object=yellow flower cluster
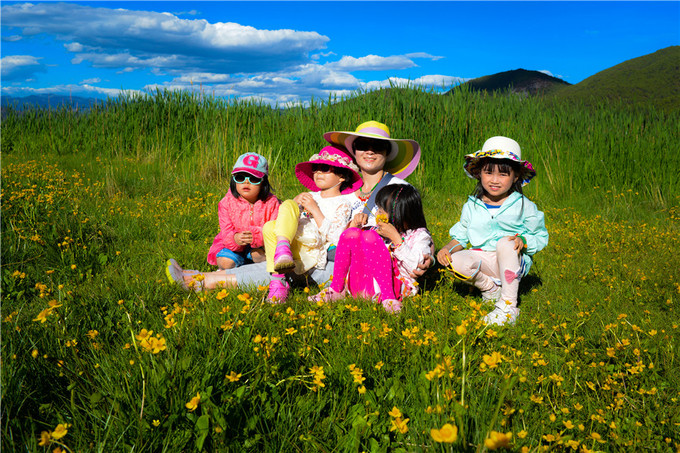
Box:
[348,364,367,394]
[309,366,326,392]
[388,406,409,434]
[135,329,167,354]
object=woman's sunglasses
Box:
[353,138,389,153]
[232,173,263,185]
[312,164,334,173]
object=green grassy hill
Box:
[551,46,680,111]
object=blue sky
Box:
[2,1,678,105]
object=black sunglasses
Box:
[232,173,263,185]
[312,164,334,173]
[353,138,389,153]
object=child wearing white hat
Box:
[436,136,549,326]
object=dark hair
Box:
[332,166,356,193]
[471,158,524,199]
[375,184,427,233]
[229,174,272,202]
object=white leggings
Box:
[450,237,524,307]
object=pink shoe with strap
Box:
[273,243,295,273]
[308,287,346,303]
[267,279,290,304]
[382,299,402,314]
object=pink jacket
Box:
[207,192,280,265]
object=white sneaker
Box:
[481,285,502,303]
[483,305,520,326]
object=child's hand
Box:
[376,221,401,244]
[234,231,253,246]
[295,193,318,212]
[350,213,368,228]
[436,248,452,267]
[507,235,525,255]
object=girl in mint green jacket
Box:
[437,136,548,326]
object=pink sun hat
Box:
[323,120,421,179]
[295,146,363,194]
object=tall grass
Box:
[3,87,677,211]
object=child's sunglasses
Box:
[232,173,263,185]
[312,163,334,173]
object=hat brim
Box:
[324,131,421,179]
[295,160,363,195]
[463,153,536,186]
[232,166,266,178]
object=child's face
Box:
[313,164,345,191]
[480,165,518,203]
[233,173,262,203]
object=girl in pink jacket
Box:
[207,152,280,269]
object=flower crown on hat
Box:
[308,148,360,173]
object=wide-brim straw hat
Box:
[295,146,363,194]
[323,121,421,179]
[463,136,536,186]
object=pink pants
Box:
[450,237,522,307]
[331,228,402,301]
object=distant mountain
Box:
[550,46,679,111]
[448,69,571,97]
[1,94,103,110]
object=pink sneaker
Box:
[382,299,402,314]
[267,279,290,304]
[308,287,346,303]
[273,245,295,273]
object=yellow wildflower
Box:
[431,423,458,443]
[226,371,242,382]
[388,406,402,418]
[185,392,201,411]
[51,423,69,440]
[38,431,52,446]
[485,431,512,450]
[33,308,52,323]
[390,417,409,434]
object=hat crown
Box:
[480,136,522,161]
[232,152,268,177]
[355,121,391,139]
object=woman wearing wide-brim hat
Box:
[324,120,433,274]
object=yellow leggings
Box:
[263,200,302,273]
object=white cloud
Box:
[404,52,444,61]
[1,2,329,75]
[80,78,102,84]
[330,55,416,72]
[2,35,22,42]
[1,55,46,80]
[538,69,565,80]
[1,83,139,98]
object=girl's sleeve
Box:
[319,201,351,245]
[392,228,434,274]
[250,196,280,249]
[218,198,243,252]
[522,202,549,255]
[448,202,471,248]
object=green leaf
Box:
[195,414,210,450]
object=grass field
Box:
[2,88,679,452]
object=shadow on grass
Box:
[420,264,544,302]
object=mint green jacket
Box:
[448,192,549,274]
